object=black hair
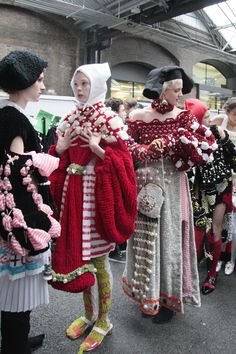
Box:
[105,97,123,113]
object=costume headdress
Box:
[143,65,194,99]
[70,62,111,106]
[0,50,47,92]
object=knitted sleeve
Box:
[169,112,217,171]
[95,140,137,243]
[48,144,70,219]
[127,120,163,161]
[21,151,59,177]
[0,106,41,157]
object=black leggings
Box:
[1,310,31,354]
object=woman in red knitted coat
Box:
[49,62,137,353]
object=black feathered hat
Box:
[143,65,194,99]
[0,50,47,93]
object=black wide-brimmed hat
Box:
[143,65,194,99]
[0,50,47,92]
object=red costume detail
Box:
[127,111,216,170]
[49,136,137,293]
[151,99,174,114]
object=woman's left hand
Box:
[79,128,105,159]
[217,126,226,140]
[80,128,102,148]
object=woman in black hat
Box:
[0,51,61,354]
[122,65,217,323]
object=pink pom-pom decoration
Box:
[48,216,61,238]
[3,179,12,191]
[20,167,28,176]
[32,192,43,205]
[1,240,15,254]
[25,159,33,167]
[5,193,16,209]
[2,214,13,232]
[22,176,32,185]
[27,228,50,251]
[0,194,5,211]
[12,208,25,228]
[4,164,11,176]
[10,235,28,256]
[40,204,53,215]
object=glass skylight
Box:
[204,0,236,51]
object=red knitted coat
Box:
[49,139,137,293]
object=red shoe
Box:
[201,275,216,295]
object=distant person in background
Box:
[105,97,126,122]
[211,97,236,276]
[124,97,138,119]
[124,97,137,112]
[184,98,236,294]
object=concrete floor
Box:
[30,261,236,354]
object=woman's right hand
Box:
[55,127,78,156]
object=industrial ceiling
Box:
[1,0,235,63]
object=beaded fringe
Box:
[131,213,158,301]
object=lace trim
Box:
[51,264,97,283]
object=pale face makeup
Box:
[72,71,91,103]
[162,79,183,106]
[22,72,46,102]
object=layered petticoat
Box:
[122,159,201,315]
[0,248,50,312]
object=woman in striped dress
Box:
[49,63,137,353]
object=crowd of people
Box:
[0,50,236,354]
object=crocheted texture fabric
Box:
[151,99,174,114]
[49,105,137,293]
[0,152,60,257]
[0,105,60,282]
[127,110,217,170]
[57,101,129,143]
[95,143,137,244]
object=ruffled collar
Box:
[58,101,129,143]
[151,99,174,114]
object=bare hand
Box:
[56,127,78,156]
[79,128,102,150]
[79,128,105,159]
[217,126,226,140]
